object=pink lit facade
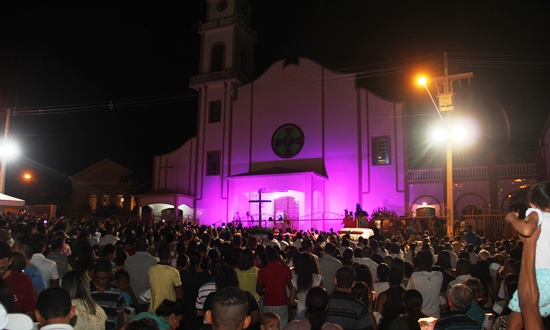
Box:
[136,0,406,230]
[136,0,547,230]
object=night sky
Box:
[1,1,550,200]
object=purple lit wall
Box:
[150,58,407,232]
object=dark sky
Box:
[1,1,550,198]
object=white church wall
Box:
[249,60,325,163]
[153,137,198,195]
[360,91,406,216]
[230,85,253,175]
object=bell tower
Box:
[190,0,255,89]
[189,0,256,219]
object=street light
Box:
[418,76,455,236]
[23,173,43,190]
[416,54,473,237]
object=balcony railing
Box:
[198,17,256,36]
[190,70,250,86]
[408,163,537,182]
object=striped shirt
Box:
[90,282,127,330]
[327,290,374,330]
[434,311,480,330]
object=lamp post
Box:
[24,173,43,190]
[417,53,474,237]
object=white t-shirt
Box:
[31,253,60,288]
[407,270,443,318]
[529,208,550,269]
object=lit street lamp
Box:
[24,173,43,190]
[416,53,474,236]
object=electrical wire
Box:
[3,52,549,117]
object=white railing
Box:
[409,163,537,182]
[497,163,537,177]
[408,168,442,181]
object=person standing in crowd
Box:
[182,250,212,330]
[148,243,183,313]
[434,284,479,330]
[98,223,120,246]
[257,247,292,329]
[376,268,406,330]
[124,236,158,313]
[206,287,251,330]
[62,270,107,330]
[11,236,46,298]
[446,258,473,296]
[35,287,76,330]
[373,263,390,299]
[317,242,342,294]
[406,250,443,319]
[90,258,127,330]
[203,263,260,330]
[47,235,70,280]
[463,224,481,246]
[462,278,486,327]
[30,233,60,288]
[357,246,379,284]
[506,182,550,330]
[262,231,280,250]
[388,289,427,330]
[236,248,261,303]
[288,252,324,320]
[0,242,36,319]
[326,265,374,330]
[284,286,343,330]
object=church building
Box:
[136,0,408,230]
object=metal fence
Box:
[145,213,516,243]
[248,215,516,243]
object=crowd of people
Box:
[0,181,548,330]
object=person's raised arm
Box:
[507,223,543,330]
[506,211,538,237]
[519,224,543,330]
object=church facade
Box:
[136,0,407,230]
[135,0,545,231]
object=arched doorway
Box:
[274,196,299,231]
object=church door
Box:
[274,196,299,231]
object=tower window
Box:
[372,137,391,165]
[207,151,221,176]
[209,101,222,123]
[240,45,250,77]
[211,44,224,72]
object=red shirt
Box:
[257,261,291,306]
[5,271,36,314]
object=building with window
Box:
[68,159,135,218]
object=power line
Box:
[4,53,550,117]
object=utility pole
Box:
[0,108,12,194]
[422,53,473,237]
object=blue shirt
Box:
[24,264,46,294]
[463,231,480,246]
